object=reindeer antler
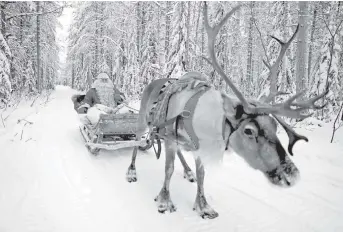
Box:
[263,25,299,77]
[203,2,256,114]
[203,2,329,119]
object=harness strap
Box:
[181,89,208,150]
[224,118,235,150]
[155,88,209,150]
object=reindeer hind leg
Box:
[126,124,147,183]
[126,146,139,182]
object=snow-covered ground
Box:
[0,86,342,232]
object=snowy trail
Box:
[1,86,343,232]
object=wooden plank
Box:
[97,113,140,134]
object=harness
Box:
[148,79,270,155]
[154,87,210,151]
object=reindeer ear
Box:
[235,104,245,119]
[221,92,243,119]
[273,115,308,156]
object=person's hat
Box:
[96,72,110,80]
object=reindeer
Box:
[126,2,328,219]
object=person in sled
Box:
[77,72,129,125]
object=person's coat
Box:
[77,73,124,113]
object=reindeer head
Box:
[203,2,328,187]
[221,96,306,187]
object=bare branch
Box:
[334,19,343,36]
[4,99,21,121]
[322,17,334,37]
[270,35,285,45]
[330,102,343,143]
[30,95,40,107]
[253,18,271,67]
[17,119,33,125]
[201,56,213,66]
[0,113,5,128]
[263,59,271,70]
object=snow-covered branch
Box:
[6,5,65,21]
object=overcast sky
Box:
[57,5,74,66]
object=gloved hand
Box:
[77,107,88,114]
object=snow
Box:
[1,85,343,232]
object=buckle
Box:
[181,110,191,118]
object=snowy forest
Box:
[1,2,343,231]
[1,1,343,120]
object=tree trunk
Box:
[194,2,201,70]
[71,60,75,89]
[307,5,317,85]
[140,3,146,68]
[164,1,171,63]
[136,2,141,64]
[156,4,161,67]
[185,1,191,71]
[200,3,205,69]
[246,2,254,95]
[94,2,99,76]
[99,2,104,71]
[282,1,289,91]
[1,3,5,37]
[36,1,41,93]
[19,13,23,45]
[87,69,92,87]
[296,1,308,100]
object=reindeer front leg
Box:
[176,149,196,183]
[193,157,218,219]
[154,140,177,213]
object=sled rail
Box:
[86,140,148,151]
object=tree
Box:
[295,1,309,100]
[0,31,11,102]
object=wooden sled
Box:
[79,112,154,155]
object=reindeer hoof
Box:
[126,167,137,183]
[200,210,219,219]
[184,170,196,183]
[193,206,218,219]
[193,195,218,219]
[157,201,176,214]
[154,190,176,213]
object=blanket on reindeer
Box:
[148,72,211,128]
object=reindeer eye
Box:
[243,124,257,138]
[244,128,253,135]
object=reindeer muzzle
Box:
[265,155,300,187]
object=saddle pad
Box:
[149,73,211,127]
